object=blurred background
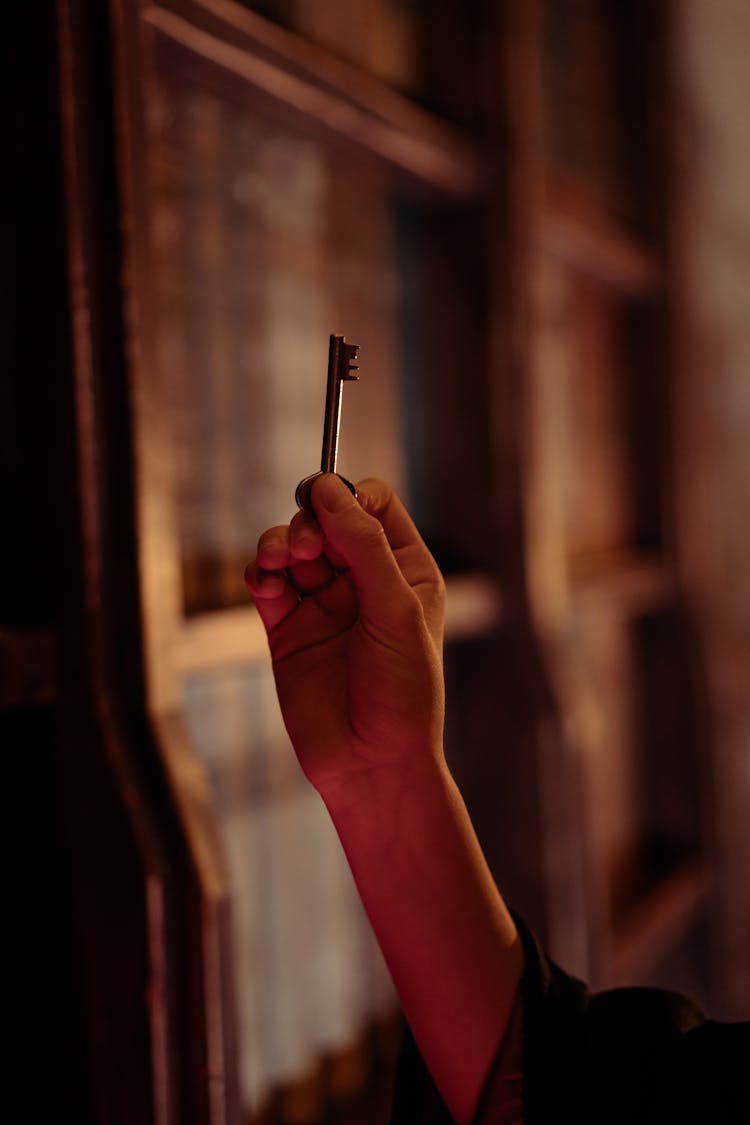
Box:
[3,1,750,1122]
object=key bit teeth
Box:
[344,346,360,379]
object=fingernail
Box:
[316,473,354,513]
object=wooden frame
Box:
[66,1,719,1117]
[110,0,513,683]
[143,0,483,196]
[514,0,712,992]
[105,2,509,1120]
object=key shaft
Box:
[321,334,359,473]
[295,334,360,512]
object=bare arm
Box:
[245,473,523,1123]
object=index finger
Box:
[353,477,445,648]
[355,477,427,553]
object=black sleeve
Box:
[389,912,750,1124]
[389,1020,454,1125]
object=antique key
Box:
[295,334,360,511]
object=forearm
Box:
[321,753,523,1124]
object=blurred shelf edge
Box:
[567,549,674,615]
[0,628,58,709]
[443,573,503,642]
[608,859,709,987]
[175,604,268,673]
[537,177,662,295]
[143,0,484,198]
[174,572,503,674]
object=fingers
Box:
[254,479,423,579]
[257,513,324,566]
[289,512,325,561]
[309,474,419,629]
[247,476,444,645]
[256,517,333,591]
[247,514,333,629]
[354,477,445,646]
[244,560,299,633]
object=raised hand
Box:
[244,473,446,799]
[245,473,522,1124]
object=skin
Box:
[245,473,523,1123]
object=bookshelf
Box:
[519,0,709,992]
[104,0,713,1119]
[110,1,508,1120]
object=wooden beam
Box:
[143,0,484,197]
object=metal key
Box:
[295,334,360,511]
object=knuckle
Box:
[290,510,319,536]
[257,525,287,554]
[356,476,389,499]
[347,509,388,551]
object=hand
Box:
[244,474,446,799]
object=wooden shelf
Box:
[444,574,503,641]
[144,0,483,197]
[173,572,502,674]
[175,604,267,673]
[537,178,662,295]
[609,860,709,986]
[567,549,673,615]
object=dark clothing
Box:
[390,915,750,1124]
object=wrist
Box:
[318,753,470,886]
[318,746,451,829]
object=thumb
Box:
[311,474,416,626]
